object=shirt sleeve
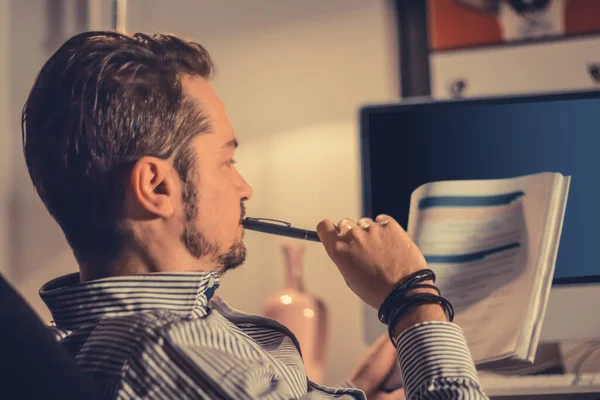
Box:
[394,321,489,400]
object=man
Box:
[22,31,488,399]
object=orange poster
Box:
[428,0,600,51]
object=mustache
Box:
[239,201,247,224]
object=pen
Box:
[242,217,321,242]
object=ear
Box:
[129,157,176,218]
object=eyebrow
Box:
[222,139,239,149]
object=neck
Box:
[78,243,218,282]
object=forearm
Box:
[393,306,489,400]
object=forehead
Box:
[181,75,236,146]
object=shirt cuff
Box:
[394,321,482,398]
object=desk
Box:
[479,373,600,399]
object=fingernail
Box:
[337,225,352,235]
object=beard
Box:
[180,179,247,274]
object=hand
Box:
[348,334,405,400]
[316,215,428,309]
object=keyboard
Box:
[479,373,600,396]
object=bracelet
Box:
[380,283,441,318]
[387,293,455,341]
[391,292,454,323]
[378,269,436,324]
[411,283,441,296]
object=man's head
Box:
[22,31,253,278]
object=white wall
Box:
[5,0,115,321]
[430,36,600,99]
[0,0,13,278]
[127,0,399,385]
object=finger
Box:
[375,214,403,230]
[357,217,375,230]
[336,217,359,237]
[375,214,392,225]
[316,219,338,247]
[317,219,351,263]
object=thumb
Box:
[316,219,338,251]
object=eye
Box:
[226,159,237,166]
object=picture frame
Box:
[429,0,600,52]
[391,0,600,97]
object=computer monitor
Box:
[360,90,600,344]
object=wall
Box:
[0,0,13,278]
[5,0,115,322]
[7,0,74,318]
[4,0,399,386]
[430,37,600,99]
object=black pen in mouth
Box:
[241,217,320,242]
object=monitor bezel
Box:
[359,89,600,287]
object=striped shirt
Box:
[40,271,488,399]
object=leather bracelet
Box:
[386,293,455,341]
[411,283,441,296]
[378,269,436,324]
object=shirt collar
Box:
[40,271,220,331]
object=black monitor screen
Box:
[360,91,600,284]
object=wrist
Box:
[377,270,454,340]
[391,303,448,339]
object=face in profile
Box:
[177,76,253,273]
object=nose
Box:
[239,176,253,200]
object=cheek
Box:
[192,164,241,215]
[194,180,240,229]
